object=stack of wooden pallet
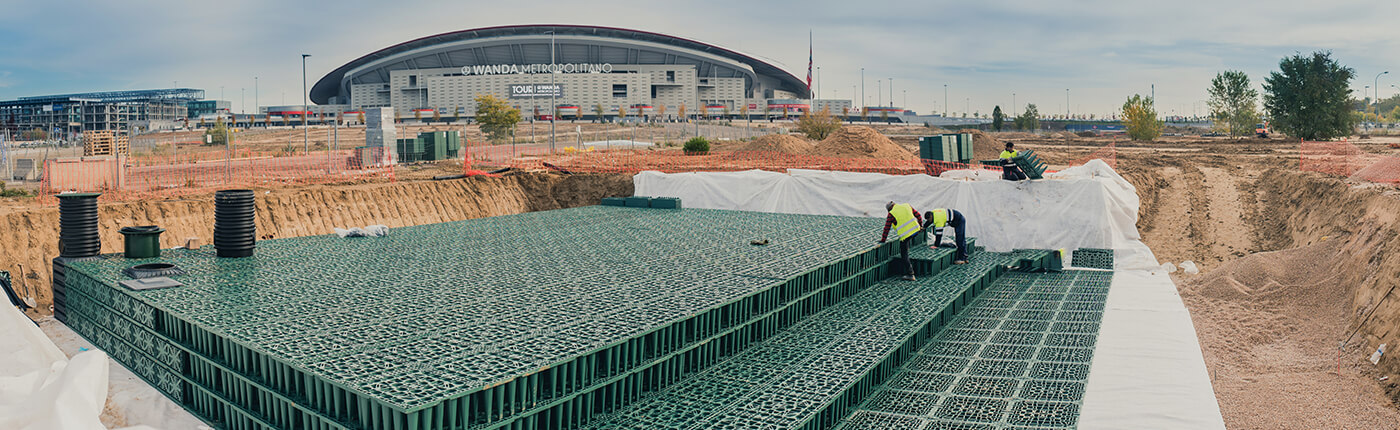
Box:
[83,131,129,156]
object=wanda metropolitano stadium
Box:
[310,24,820,119]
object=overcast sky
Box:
[1,0,1396,117]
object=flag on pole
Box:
[806,31,813,92]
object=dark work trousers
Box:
[898,235,916,276]
[933,210,970,261]
[1002,162,1028,181]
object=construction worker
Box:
[925,209,969,264]
[1000,142,1028,181]
[879,201,923,281]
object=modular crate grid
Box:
[583,248,1042,429]
[836,269,1113,429]
[55,206,921,430]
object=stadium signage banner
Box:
[509,84,564,98]
[464,63,612,76]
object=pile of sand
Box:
[730,134,815,155]
[813,126,916,160]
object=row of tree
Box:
[1193,51,1357,141]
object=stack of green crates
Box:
[396,131,461,162]
[395,137,424,163]
[917,133,974,164]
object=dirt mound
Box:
[813,126,916,160]
[730,134,815,154]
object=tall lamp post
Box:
[1066,89,1070,119]
[887,78,893,108]
[546,30,556,152]
[301,54,311,153]
[860,68,865,116]
[1375,71,1390,110]
[943,84,948,118]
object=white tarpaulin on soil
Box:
[633,160,1156,270]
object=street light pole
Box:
[943,84,948,118]
[887,78,893,108]
[302,54,311,153]
[1066,89,1070,119]
[548,30,556,152]
[254,76,259,120]
[1376,71,1390,110]
[860,68,865,115]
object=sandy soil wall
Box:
[3,173,633,312]
[1255,169,1400,403]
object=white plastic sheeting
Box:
[633,160,1157,269]
[1,305,106,430]
[1080,270,1227,429]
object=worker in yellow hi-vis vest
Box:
[924,208,969,264]
[880,201,924,281]
[1000,142,1028,181]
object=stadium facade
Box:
[310,25,814,119]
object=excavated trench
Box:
[4,173,634,314]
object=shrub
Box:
[683,136,710,154]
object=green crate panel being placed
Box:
[581,249,1041,430]
[834,270,1112,429]
[58,206,911,430]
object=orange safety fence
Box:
[1300,139,1400,184]
[39,148,395,202]
[1066,140,1117,169]
[506,150,1005,176]
[1300,139,1376,176]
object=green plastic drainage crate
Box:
[649,197,681,209]
[53,206,908,430]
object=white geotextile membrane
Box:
[634,161,1226,428]
[634,159,1157,270]
[1080,270,1227,429]
[1,304,107,430]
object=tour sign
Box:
[509,84,564,98]
[463,63,612,76]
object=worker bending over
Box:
[880,201,923,281]
[1000,142,1028,181]
[925,208,969,264]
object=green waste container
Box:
[120,226,165,259]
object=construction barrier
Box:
[1068,141,1117,169]
[507,150,1005,176]
[40,149,394,201]
[1300,139,1400,184]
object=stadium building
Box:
[310,25,813,119]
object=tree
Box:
[1207,70,1261,138]
[357,112,366,124]
[678,103,687,121]
[881,110,890,123]
[1391,106,1400,124]
[431,109,442,123]
[860,107,869,122]
[1263,51,1356,140]
[413,109,423,122]
[722,106,731,120]
[618,105,629,121]
[1014,104,1040,131]
[657,104,668,121]
[797,106,842,140]
[592,103,605,123]
[206,117,230,145]
[991,106,1004,131]
[1121,94,1163,141]
[739,104,748,120]
[475,94,521,144]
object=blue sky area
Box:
[0,0,1395,117]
